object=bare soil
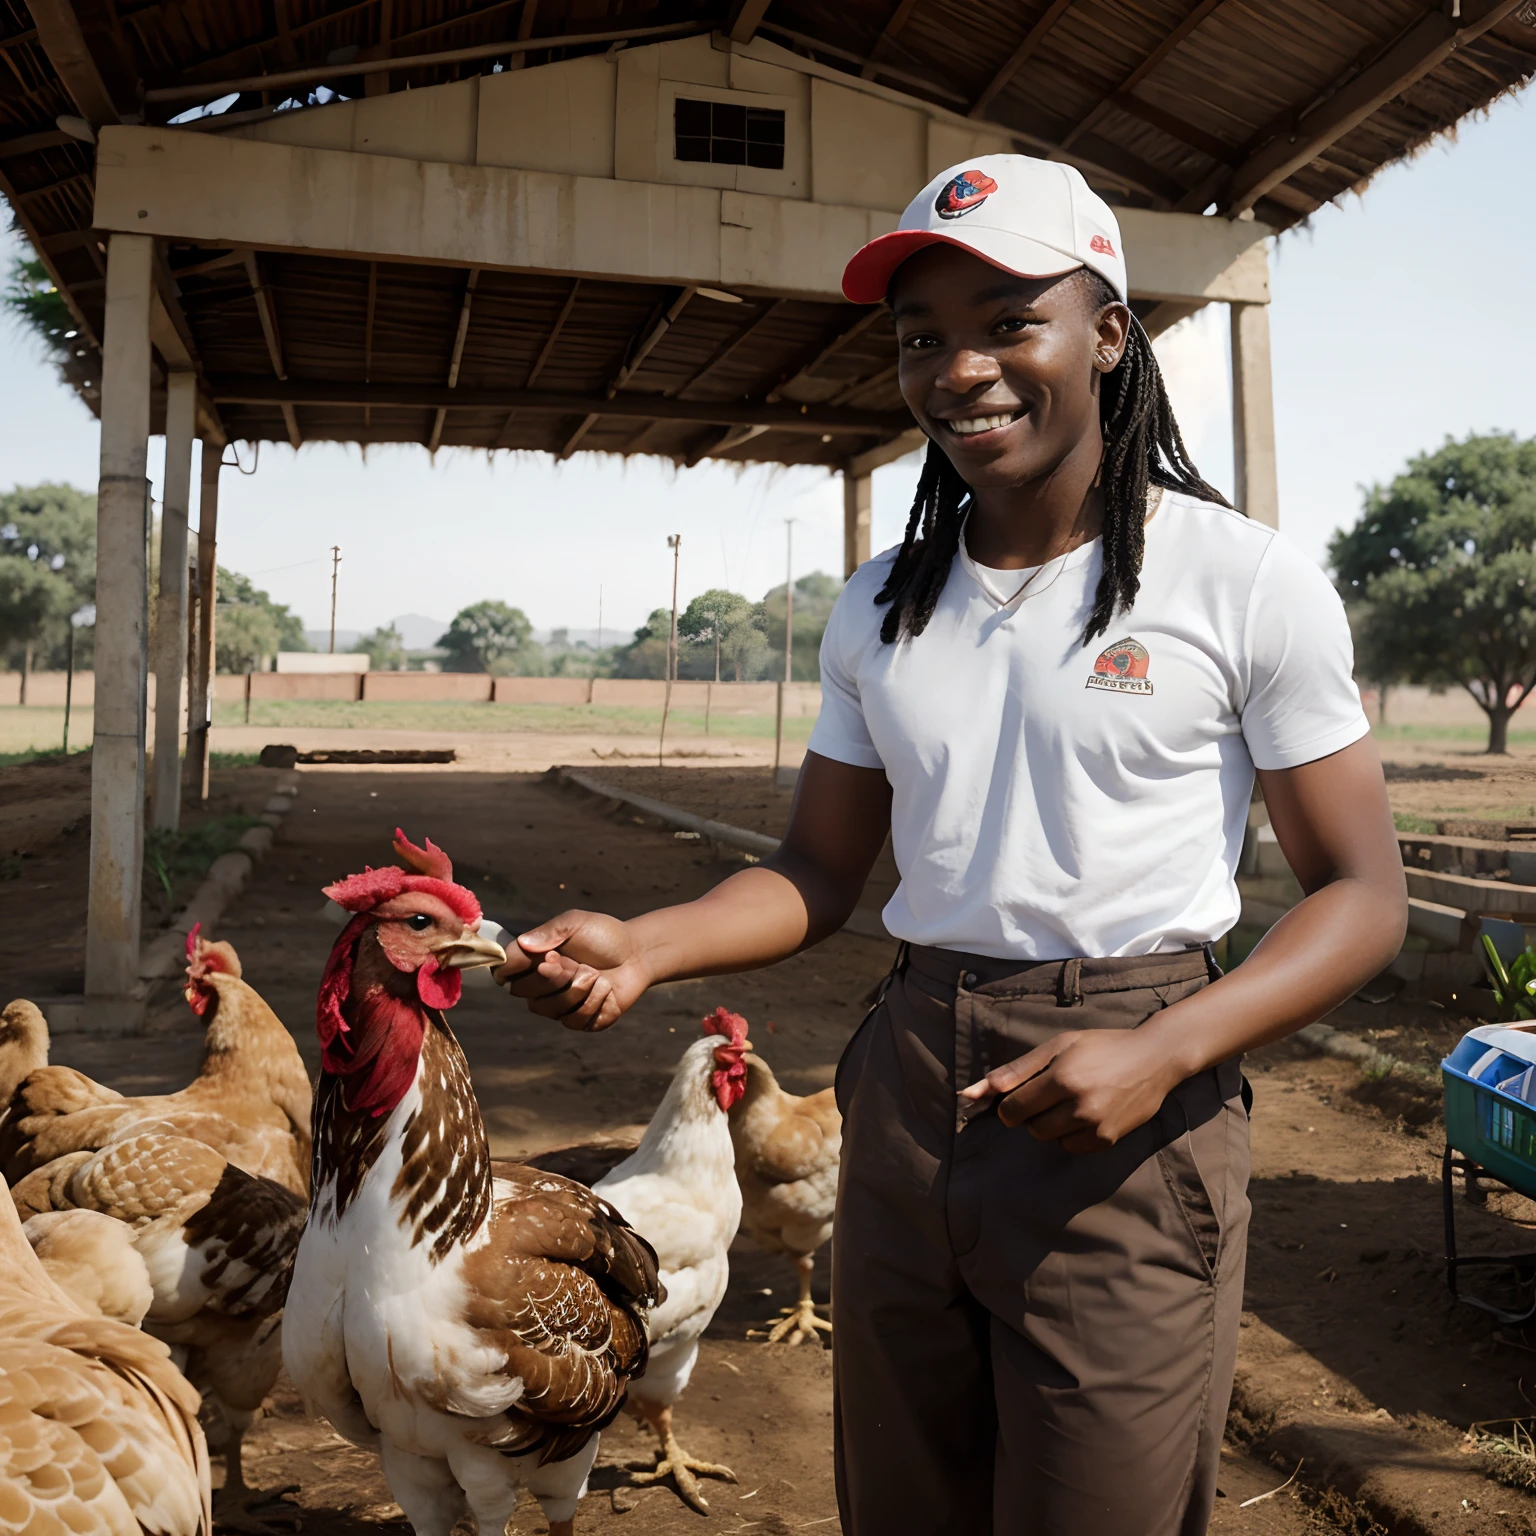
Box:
[11,754,1536,1531]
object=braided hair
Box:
[874,271,1230,646]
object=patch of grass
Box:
[1374,722,1536,747]
[211,698,817,741]
[209,751,262,768]
[0,707,93,757]
[143,814,262,920]
[0,743,92,769]
[1392,812,1438,833]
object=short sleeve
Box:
[807,579,886,771]
[1240,535,1370,771]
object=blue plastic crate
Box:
[1442,1024,1536,1199]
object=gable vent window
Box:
[674,98,785,169]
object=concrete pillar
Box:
[1230,301,1279,529]
[185,439,221,802]
[151,371,196,832]
[843,468,872,579]
[86,232,154,1003]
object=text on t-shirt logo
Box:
[1085,637,1153,696]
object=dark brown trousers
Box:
[832,945,1250,1536]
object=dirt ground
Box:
[12,740,1536,1531]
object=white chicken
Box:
[283,831,661,1536]
[593,1007,749,1512]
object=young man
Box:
[496,156,1407,1534]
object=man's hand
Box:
[960,1028,1181,1153]
[492,910,649,1032]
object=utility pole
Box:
[783,518,796,683]
[597,584,604,654]
[328,544,342,653]
[658,534,681,769]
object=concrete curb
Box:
[43,773,301,1035]
[1292,1019,1440,1084]
[550,766,892,943]
[1229,1316,1536,1534]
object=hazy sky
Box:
[1,87,1529,638]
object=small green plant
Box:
[141,816,261,919]
[1479,935,1536,1020]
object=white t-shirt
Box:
[808,492,1369,960]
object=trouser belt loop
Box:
[1202,941,1224,981]
[1058,956,1083,1007]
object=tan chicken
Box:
[10,1123,307,1530]
[727,1045,841,1346]
[0,1179,212,1536]
[23,1207,155,1325]
[0,929,312,1197]
[284,830,661,1536]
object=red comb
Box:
[185,923,201,962]
[702,1006,749,1049]
[392,828,453,881]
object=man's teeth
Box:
[948,413,1017,436]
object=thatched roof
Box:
[3,0,1532,465]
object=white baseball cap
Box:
[841,153,1127,306]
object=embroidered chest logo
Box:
[1085,637,1153,696]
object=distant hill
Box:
[303,628,361,651]
[391,613,453,650]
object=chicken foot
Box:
[756,1254,832,1346]
[625,1401,736,1513]
[213,1432,302,1535]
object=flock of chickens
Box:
[0,829,843,1536]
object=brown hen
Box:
[0,930,312,1197]
[0,1178,212,1536]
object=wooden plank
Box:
[23,0,121,128]
[968,0,1075,119]
[860,0,923,79]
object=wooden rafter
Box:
[495,276,579,447]
[1221,0,1529,214]
[1059,0,1229,151]
[243,251,300,448]
[671,300,786,400]
[365,0,392,97]
[684,423,769,468]
[609,286,697,397]
[428,266,478,452]
[727,0,774,44]
[363,260,377,428]
[860,0,923,79]
[829,361,899,409]
[968,0,1075,119]
[23,0,122,128]
[208,376,910,435]
[765,309,886,405]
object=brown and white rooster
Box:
[283,830,661,1536]
[0,1180,212,1536]
[0,930,311,1198]
[9,1122,307,1529]
[728,1045,840,1345]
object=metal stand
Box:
[1442,1146,1536,1323]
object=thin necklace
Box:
[973,449,1103,608]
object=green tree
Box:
[1330,432,1536,754]
[5,255,98,397]
[759,571,842,682]
[353,623,406,671]
[613,608,672,680]
[0,483,97,673]
[678,588,755,681]
[214,566,310,673]
[437,600,533,674]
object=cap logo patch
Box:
[1085,637,1152,696]
[1089,234,1117,257]
[935,169,998,221]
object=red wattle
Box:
[417,957,462,1011]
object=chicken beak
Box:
[430,927,508,971]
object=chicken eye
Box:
[406,913,432,931]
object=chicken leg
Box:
[626,1401,736,1513]
[761,1254,832,1345]
[211,1416,301,1534]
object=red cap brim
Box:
[841,230,959,305]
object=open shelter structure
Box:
[2,0,1532,1021]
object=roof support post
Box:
[185,440,221,803]
[151,370,196,832]
[843,465,873,579]
[1231,300,1278,529]
[86,231,153,1016]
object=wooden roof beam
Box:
[1221,0,1529,215]
[609,286,696,397]
[968,0,1075,119]
[429,266,478,452]
[1060,0,1229,151]
[765,309,886,405]
[495,277,579,448]
[207,376,911,435]
[672,299,786,399]
[860,0,923,80]
[24,0,122,129]
[243,251,300,449]
[727,0,774,45]
[684,423,769,468]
